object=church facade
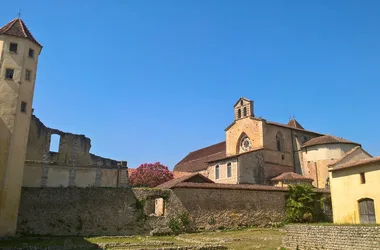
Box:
[174,97,363,189]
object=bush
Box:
[129,162,173,187]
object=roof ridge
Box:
[1,18,17,33]
[18,18,27,37]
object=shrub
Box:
[129,162,173,187]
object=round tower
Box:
[0,18,42,236]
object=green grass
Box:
[0,228,285,249]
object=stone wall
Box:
[172,186,287,230]
[282,224,380,250]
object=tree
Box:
[129,162,173,187]
[285,184,328,223]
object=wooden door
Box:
[359,198,376,224]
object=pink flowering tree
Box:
[129,162,173,187]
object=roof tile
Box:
[0,18,42,47]
[302,135,360,148]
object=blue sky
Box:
[2,1,380,169]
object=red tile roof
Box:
[329,157,380,172]
[286,119,304,129]
[156,173,214,189]
[0,18,42,47]
[329,146,372,166]
[206,147,265,163]
[265,120,322,135]
[302,135,360,148]
[173,141,226,172]
[271,172,313,181]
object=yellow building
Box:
[0,18,42,236]
[329,147,379,224]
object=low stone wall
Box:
[282,224,380,250]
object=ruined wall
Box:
[282,224,380,250]
[23,116,127,187]
[22,163,129,187]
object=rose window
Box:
[240,137,252,152]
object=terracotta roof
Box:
[0,18,42,47]
[265,121,322,135]
[173,141,226,172]
[329,157,380,172]
[286,119,304,129]
[329,146,372,166]
[174,182,289,191]
[206,147,265,164]
[302,135,360,148]
[271,172,313,182]
[156,173,214,189]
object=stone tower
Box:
[0,18,42,236]
[233,97,254,120]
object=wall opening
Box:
[358,198,376,224]
[50,134,61,152]
[155,198,165,216]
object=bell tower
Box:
[233,97,254,120]
[0,18,42,236]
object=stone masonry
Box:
[282,224,380,250]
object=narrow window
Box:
[29,48,35,58]
[360,173,366,184]
[276,135,281,151]
[215,165,220,179]
[243,107,247,117]
[20,102,27,113]
[25,70,31,81]
[227,163,232,178]
[5,69,14,79]
[359,198,376,224]
[9,43,18,53]
[155,198,165,216]
[49,134,61,152]
[240,100,243,105]
[238,109,241,119]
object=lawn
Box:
[0,228,285,249]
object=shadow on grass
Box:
[0,236,101,249]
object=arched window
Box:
[240,100,243,105]
[215,165,220,179]
[227,163,232,178]
[276,132,284,152]
[243,107,247,117]
[238,109,241,118]
[358,198,376,224]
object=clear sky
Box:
[2,1,380,170]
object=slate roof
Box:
[156,173,214,189]
[329,157,380,172]
[173,141,226,172]
[0,18,42,47]
[271,172,313,182]
[302,135,360,148]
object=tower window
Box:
[5,69,15,79]
[9,43,18,53]
[25,70,31,81]
[243,107,247,117]
[20,102,27,113]
[29,49,35,58]
[240,100,243,105]
[215,165,220,179]
[238,109,241,118]
[360,173,366,184]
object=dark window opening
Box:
[243,107,247,117]
[9,43,18,53]
[29,48,35,58]
[359,198,376,224]
[50,134,61,153]
[360,173,366,184]
[227,163,232,178]
[276,132,284,152]
[240,100,243,105]
[5,69,14,79]
[215,165,220,179]
[281,154,285,160]
[20,102,27,113]
[238,109,241,119]
[25,70,31,81]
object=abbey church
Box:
[174,97,369,189]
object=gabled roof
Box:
[329,157,380,172]
[329,146,372,167]
[302,135,360,148]
[265,121,322,135]
[287,119,304,129]
[173,141,226,172]
[233,97,252,107]
[0,18,42,47]
[156,173,214,189]
[271,172,313,182]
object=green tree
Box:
[285,184,328,223]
